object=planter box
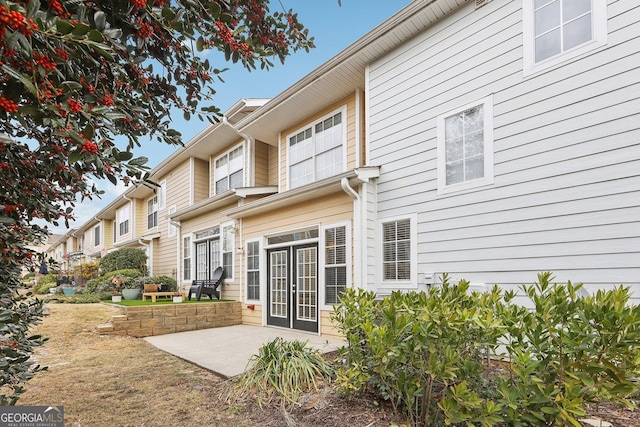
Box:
[61,287,74,295]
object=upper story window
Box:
[215,145,244,194]
[93,224,101,247]
[147,195,158,229]
[523,0,607,74]
[437,96,494,194]
[288,108,346,189]
[117,205,129,237]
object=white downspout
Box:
[138,237,151,276]
[341,177,362,289]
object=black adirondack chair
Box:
[188,267,225,301]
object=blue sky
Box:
[55,0,413,234]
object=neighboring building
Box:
[65,0,640,334]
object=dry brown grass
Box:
[19,303,255,427]
[19,303,405,427]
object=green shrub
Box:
[99,248,147,275]
[33,282,55,295]
[332,272,640,427]
[85,269,142,294]
[228,338,334,408]
[332,276,505,426]
[133,275,177,291]
[494,272,640,426]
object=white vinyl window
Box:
[382,219,411,282]
[93,224,101,247]
[437,96,494,194]
[288,108,346,189]
[147,195,158,229]
[215,145,244,194]
[324,225,347,305]
[117,205,130,237]
[183,236,191,281]
[523,0,607,74]
[246,240,260,301]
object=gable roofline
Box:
[236,0,468,144]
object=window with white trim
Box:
[437,96,494,194]
[324,225,347,304]
[523,0,607,74]
[183,236,191,281]
[168,206,177,237]
[215,145,244,194]
[288,109,345,189]
[147,195,158,229]
[117,205,129,236]
[382,219,411,282]
[246,241,260,301]
[93,224,101,247]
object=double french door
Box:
[267,244,318,332]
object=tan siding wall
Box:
[242,193,353,239]
[134,198,146,238]
[242,305,262,327]
[193,158,209,203]
[268,145,278,186]
[104,221,113,250]
[254,141,270,187]
[152,160,191,279]
[278,94,358,190]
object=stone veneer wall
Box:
[97,301,242,337]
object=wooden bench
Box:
[142,291,185,303]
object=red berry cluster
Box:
[131,0,146,9]
[0,6,38,36]
[54,47,69,60]
[46,0,69,17]
[99,94,114,106]
[0,97,18,113]
[81,140,99,154]
[136,19,153,39]
[67,98,82,113]
[33,52,57,71]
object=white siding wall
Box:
[367,0,640,303]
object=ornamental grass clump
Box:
[228,338,335,408]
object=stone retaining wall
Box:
[97,301,242,337]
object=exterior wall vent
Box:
[475,0,492,9]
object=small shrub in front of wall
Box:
[227,338,335,408]
[332,275,506,426]
[332,272,640,427]
[490,272,640,426]
[85,269,142,294]
[133,276,177,292]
